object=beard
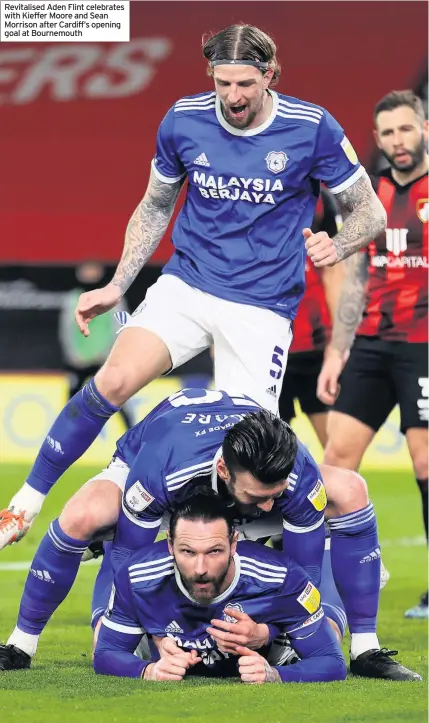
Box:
[220,94,265,129]
[223,478,262,518]
[381,136,426,172]
[179,559,232,604]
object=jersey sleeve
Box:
[151,106,187,184]
[310,110,364,195]
[94,563,148,679]
[270,561,347,683]
[278,448,326,585]
[121,445,169,527]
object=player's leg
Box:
[404,428,428,618]
[1,276,211,546]
[1,462,128,670]
[295,350,329,448]
[320,541,347,644]
[91,541,114,652]
[320,339,416,676]
[268,543,346,668]
[213,298,292,413]
[393,343,428,618]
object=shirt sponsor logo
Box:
[192,171,284,205]
[297,582,321,614]
[125,481,154,513]
[307,480,327,512]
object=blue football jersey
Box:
[152,90,363,319]
[112,389,326,586]
[114,389,324,535]
[97,539,344,681]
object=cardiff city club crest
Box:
[265,151,288,174]
[416,199,429,223]
[223,603,244,623]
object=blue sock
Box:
[16,519,90,635]
[328,503,380,634]
[320,545,347,639]
[26,379,119,495]
[91,542,114,630]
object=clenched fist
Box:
[303,227,339,267]
[236,646,281,684]
[143,638,201,681]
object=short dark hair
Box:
[222,409,298,485]
[202,24,281,87]
[169,488,234,542]
[374,90,426,124]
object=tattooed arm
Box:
[74,171,184,335]
[332,171,386,261]
[305,172,386,267]
[111,171,184,295]
[330,252,369,354]
[316,252,369,404]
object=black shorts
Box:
[334,336,428,434]
[279,350,327,422]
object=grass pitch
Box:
[0,464,427,723]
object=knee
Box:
[323,438,359,471]
[324,466,369,516]
[59,484,120,540]
[95,363,132,407]
[60,501,99,540]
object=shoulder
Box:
[292,439,320,479]
[172,91,216,116]
[275,92,326,128]
[125,540,174,591]
[237,541,288,590]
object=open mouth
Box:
[229,104,247,118]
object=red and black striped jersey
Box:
[358,169,428,342]
[290,188,340,353]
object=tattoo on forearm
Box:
[332,172,387,262]
[111,172,184,295]
[331,252,369,353]
[263,660,281,683]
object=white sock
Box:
[9,483,46,522]
[7,626,39,657]
[350,632,380,660]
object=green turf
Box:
[0,465,427,723]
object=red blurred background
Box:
[1,1,427,264]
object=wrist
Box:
[256,623,270,647]
[324,344,348,360]
[142,663,154,680]
[108,280,125,298]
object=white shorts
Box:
[120,274,292,413]
[87,457,130,491]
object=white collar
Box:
[215,90,279,137]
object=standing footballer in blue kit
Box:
[1,389,420,680]
[1,24,386,553]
